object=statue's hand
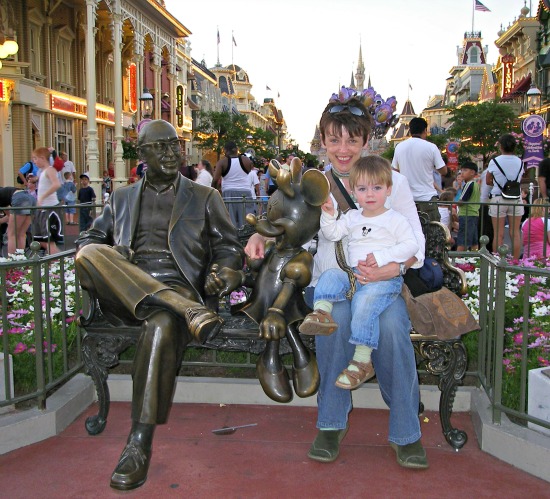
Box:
[205,264,244,297]
[259,310,287,341]
[113,245,135,262]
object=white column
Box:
[85,0,99,181]
[112,0,124,188]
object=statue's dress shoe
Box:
[256,356,292,403]
[110,441,152,490]
[185,306,224,343]
[292,354,319,398]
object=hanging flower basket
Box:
[122,138,138,160]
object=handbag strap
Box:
[326,169,356,213]
[326,170,358,298]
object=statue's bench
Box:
[78,217,469,450]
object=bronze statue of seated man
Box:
[76,119,244,490]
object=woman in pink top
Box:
[521,198,550,259]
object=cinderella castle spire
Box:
[355,42,365,91]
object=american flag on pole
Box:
[475,0,490,12]
[217,29,220,45]
[232,34,237,47]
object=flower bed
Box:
[0,253,79,396]
[456,256,550,410]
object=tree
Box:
[193,111,250,159]
[426,132,449,152]
[446,101,518,166]
[246,126,277,163]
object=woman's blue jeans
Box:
[305,286,421,445]
[314,268,403,349]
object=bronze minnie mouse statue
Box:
[208,158,330,402]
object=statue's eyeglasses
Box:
[139,139,183,155]
[328,105,365,116]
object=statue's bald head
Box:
[138,119,178,146]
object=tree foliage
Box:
[193,111,250,159]
[447,101,518,166]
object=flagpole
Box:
[231,30,234,67]
[216,26,220,66]
[472,0,475,32]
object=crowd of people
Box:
[0,148,101,257]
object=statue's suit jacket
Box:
[77,173,244,306]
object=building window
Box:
[29,23,41,75]
[56,38,72,86]
[469,47,479,64]
[105,127,114,167]
[55,117,73,163]
[105,55,114,102]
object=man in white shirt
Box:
[60,152,76,179]
[392,117,447,221]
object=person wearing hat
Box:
[77,173,96,232]
[456,161,480,251]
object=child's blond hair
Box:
[349,155,393,190]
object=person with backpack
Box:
[486,133,525,259]
[17,160,39,187]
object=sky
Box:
[163,0,536,151]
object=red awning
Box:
[502,74,532,101]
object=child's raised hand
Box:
[321,195,334,216]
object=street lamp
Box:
[526,83,541,114]
[139,88,154,119]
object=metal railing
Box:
[0,244,83,410]
[475,238,550,434]
[430,198,550,260]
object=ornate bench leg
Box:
[418,339,468,450]
[81,332,137,435]
[82,333,109,435]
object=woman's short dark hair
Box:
[319,97,373,145]
[498,133,517,153]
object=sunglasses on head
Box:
[329,105,365,116]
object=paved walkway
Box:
[0,402,547,498]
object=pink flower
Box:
[8,326,25,334]
[13,342,27,354]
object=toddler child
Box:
[299,156,418,389]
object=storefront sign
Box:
[176,85,184,128]
[50,95,115,125]
[128,63,137,113]
[522,114,546,169]
[502,54,515,97]
[0,80,7,101]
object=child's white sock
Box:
[337,345,373,386]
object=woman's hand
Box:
[355,258,399,284]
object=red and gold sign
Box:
[502,54,515,97]
[0,79,6,101]
[128,63,137,113]
[50,94,115,125]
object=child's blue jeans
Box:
[314,268,403,349]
